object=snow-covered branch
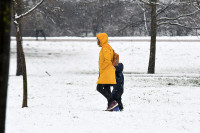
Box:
[137,0,162,7]
[116,20,144,35]
[156,0,177,16]
[191,1,200,10]
[138,0,151,6]
[15,0,44,20]
[158,22,200,29]
[137,2,149,34]
[157,8,200,22]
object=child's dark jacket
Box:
[115,63,124,88]
[112,63,124,98]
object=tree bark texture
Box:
[19,33,28,108]
[13,0,28,107]
[16,23,23,76]
[16,23,28,108]
[148,0,157,74]
[16,26,23,76]
[0,0,12,133]
[16,0,23,76]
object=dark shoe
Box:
[106,100,118,111]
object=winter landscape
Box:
[5,37,200,133]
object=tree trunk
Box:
[148,0,157,74]
[16,23,28,108]
[16,23,23,76]
[13,0,28,108]
[16,0,23,76]
[20,37,28,108]
[0,1,12,133]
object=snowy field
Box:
[6,37,200,133]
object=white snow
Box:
[6,37,200,133]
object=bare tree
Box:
[148,0,157,74]
[0,0,12,132]
[13,0,44,108]
[137,0,200,74]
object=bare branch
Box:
[188,16,199,26]
[156,0,177,16]
[15,0,44,20]
[137,2,149,34]
[138,0,151,6]
[158,22,200,29]
[157,8,200,22]
[191,1,200,10]
[115,20,144,35]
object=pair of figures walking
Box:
[96,33,124,111]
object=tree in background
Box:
[10,0,200,37]
[137,0,200,74]
[11,0,146,37]
[0,0,12,133]
[12,0,44,108]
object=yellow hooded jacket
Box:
[96,33,116,84]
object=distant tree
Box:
[146,0,157,74]
[0,0,12,133]
[137,0,200,74]
[113,1,146,36]
[9,0,200,37]
[13,0,44,108]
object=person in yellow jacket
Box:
[96,33,118,111]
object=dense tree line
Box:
[10,0,200,37]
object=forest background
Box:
[11,0,200,37]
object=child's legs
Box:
[112,85,124,109]
[118,88,124,110]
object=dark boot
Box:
[106,100,118,111]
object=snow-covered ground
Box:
[6,37,200,133]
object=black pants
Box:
[112,85,124,110]
[96,84,114,105]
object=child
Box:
[112,63,124,111]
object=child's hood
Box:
[115,63,124,73]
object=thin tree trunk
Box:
[13,0,28,108]
[148,0,157,74]
[16,0,23,76]
[13,0,45,108]
[16,23,23,76]
[0,1,12,133]
[20,37,28,108]
[15,23,28,107]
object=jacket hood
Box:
[96,33,108,47]
[115,63,123,73]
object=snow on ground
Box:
[6,37,200,133]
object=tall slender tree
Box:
[138,0,200,74]
[148,0,157,74]
[15,0,23,76]
[13,0,44,107]
[0,0,12,132]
